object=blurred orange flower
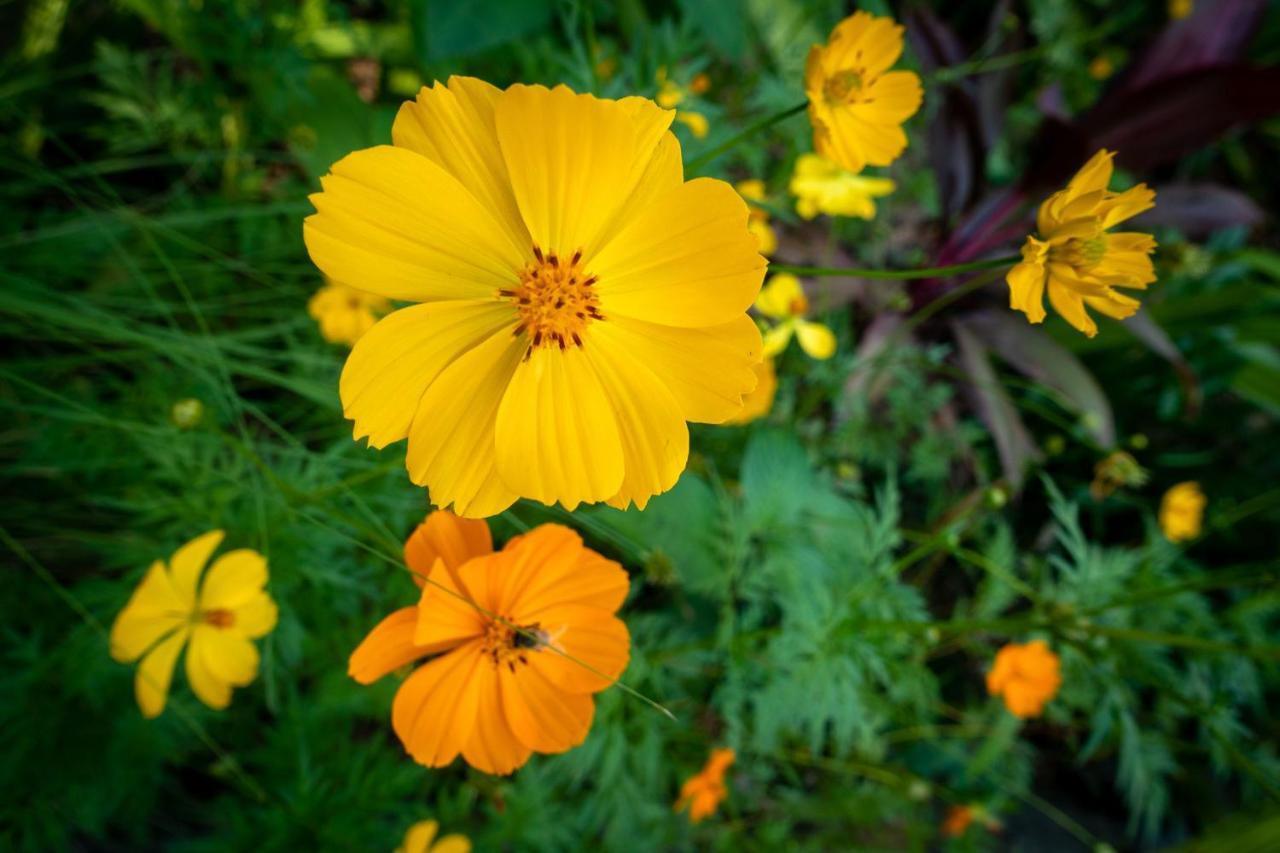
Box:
[941,804,974,837]
[986,640,1061,718]
[675,747,736,823]
[1159,481,1206,542]
[349,512,631,775]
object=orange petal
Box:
[414,558,490,648]
[348,607,440,684]
[404,510,494,588]
[499,659,595,753]
[460,662,533,775]
[392,641,486,768]
[511,545,630,622]
[527,606,630,694]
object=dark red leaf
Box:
[1132,183,1265,237]
[1123,0,1268,91]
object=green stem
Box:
[770,255,1019,281]
[686,101,808,173]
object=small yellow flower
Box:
[656,68,711,139]
[723,358,777,424]
[1169,0,1193,19]
[675,747,735,823]
[805,11,923,174]
[1006,149,1157,337]
[986,640,1061,719]
[790,153,895,220]
[1088,56,1114,80]
[397,819,470,853]
[1159,481,1205,542]
[1090,450,1148,500]
[304,78,765,517]
[756,273,836,360]
[676,110,710,139]
[110,531,277,718]
[308,280,390,346]
[736,179,778,256]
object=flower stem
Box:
[769,255,1020,281]
[686,101,808,173]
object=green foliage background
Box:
[3,0,1279,850]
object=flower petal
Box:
[134,627,189,718]
[495,84,673,257]
[110,560,188,663]
[499,659,595,753]
[304,145,526,302]
[494,345,624,510]
[392,76,529,252]
[460,664,533,775]
[585,335,689,511]
[185,631,232,710]
[857,70,922,124]
[796,321,837,359]
[400,820,439,853]
[1006,260,1048,324]
[1047,278,1098,337]
[349,607,437,684]
[191,624,259,686]
[233,592,278,639]
[199,549,267,610]
[403,323,524,518]
[822,12,905,78]
[762,323,794,358]
[403,510,493,588]
[590,178,765,328]
[340,301,518,450]
[414,558,490,648]
[528,606,630,693]
[168,530,225,608]
[487,525,584,617]
[392,642,485,768]
[592,314,761,424]
[1066,149,1115,201]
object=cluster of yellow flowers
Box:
[112,8,1181,836]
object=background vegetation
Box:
[3,0,1279,849]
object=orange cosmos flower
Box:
[1159,481,1206,542]
[805,12,923,174]
[304,77,765,517]
[349,511,630,775]
[674,747,736,823]
[986,640,1062,719]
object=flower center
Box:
[202,608,235,629]
[1052,236,1107,270]
[502,246,603,353]
[788,295,809,316]
[823,68,865,105]
[482,618,549,671]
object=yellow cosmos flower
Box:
[736,179,778,256]
[109,531,277,718]
[986,640,1061,719]
[1169,0,1193,19]
[1006,149,1157,337]
[1088,56,1115,80]
[349,511,630,776]
[656,67,711,140]
[790,152,895,220]
[304,77,765,517]
[755,273,836,360]
[723,358,777,425]
[397,819,470,853]
[308,279,391,346]
[1159,481,1205,542]
[805,11,923,174]
[675,747,735,823]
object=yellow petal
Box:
[590,132,684,252]
[191,624,259,686]
[494,345,625,510]
[339,300,517,449]
[857,70,922,124]
[110,561,188,663]
[403,324,524,518]
[1083,290,1141,320]
[591,314,760,424]
[755,272,806,319]
[304,145,526,302]
[134,627,189,718]
[1006,259,1048,324]
[585,335,690,511]
[496,84,673,257]
[823,109,908,170]
[590,178,765,328]
[168,530,224,608]
[796,320,837,359]
[432,833,473,853]
[391,77,530,252]
[233,592,278,640]
[199,549,267,609]
[399,820,439,853]
[1047,278,1098,337]
[1066,149,1115,201]
[748,218,777,255]
[185,631,233,710]
[1100,183,1156,228]
[392,642,486,768]
[676,110,709,139]
[822,12,905,77]
[762,322,795,357]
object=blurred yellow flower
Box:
[1159,481,1205,542]
[308,280,390,346]
[986,640,1061,719]
[656,67,711,140]
[723,358,777,425]
[110,530,277,718]
[805,11,923,174]
[349,512,630,775]
[675,747,735,823]
[1088,56,1114,80]
[396,819,470,853]
[736,179,778,256]
[1091,450,1148,500]
[1006,149,1157,337]
[790,153,895,220]
[1169,0,1193,19]
[756,273,836,360]
[676,110,710,139]
[304,77,765,516]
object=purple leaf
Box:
[953,320,1041,490]
[1132,183,1265,237]
[1124,0,1268,91]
